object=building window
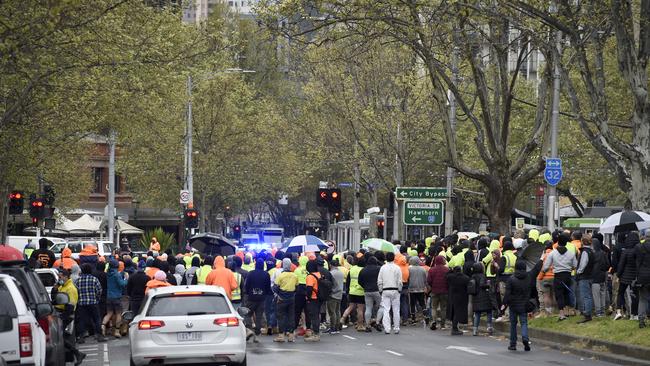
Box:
[115,174,122,194]
[92,167,104,193]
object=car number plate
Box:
[177,332,202,342]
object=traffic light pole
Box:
[547,20,562,232]
[107,130,116,244]
[353,164,360,250]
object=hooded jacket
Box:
[205,257,239,299]
[173,264,186,286]
[408,256,428,293]
[542,244,577,274]
[396,255,410,284]
[79,245,99,266]
[504,261,532,314]
[590,239,610,284]
[30,239,56,268]
[427,256,449,294]
[636,238,650,285]
[358,257,381,293]
[106,262,128,300]
[127,268,149,302]
[274,258,298,300]
[617,232,639,285]
[53,247,76,270]
[470,263,494,312]
[243,258,271,302]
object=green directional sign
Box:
[403,200,445,226]
[395,187,447,200]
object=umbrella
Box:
[0,244,24,261]
[519,242,545,271]
[189,233,237,257]
[361,238,397,253]
[600,210,650,234]
[283,235,328,254]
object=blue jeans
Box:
[265,294,277,328]
[578,279,594,316]
[509,312,529,347]
[473,310,493,328]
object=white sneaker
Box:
[614,312,623,321]
[631,315,639,321]
[495,316,506,323]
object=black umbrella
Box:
[600,210,650,234]
[189,233,237,257]
[519,242,545,271]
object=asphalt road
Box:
[78,324,618,366]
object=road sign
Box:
[338,182,354,188]
[403,200,444,226]
[180,190,190,204]
[515,217,525,230]
[544,158,563,186]
[395,187,447,200]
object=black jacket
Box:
[470,273,494,312]
[126,270,150,302]
[617,248,637,285]
[446,270,469,324]
[358,264,380,293]
[504,268,532,314]
[591,239,610,284]
[636,242,650,285]
[244,268,271,302]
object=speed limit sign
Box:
[180,190,190,204]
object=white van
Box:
[0,274,47,366]
[6,236,66,255]
[50,238,116,260]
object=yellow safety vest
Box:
[24,248,34,260]
[197,265,212,284]
[296,267,308,285]
[503,251,517,275]
[348,266,364,296]
[231,272,242,301]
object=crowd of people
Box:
[26,229,650,353]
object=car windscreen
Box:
[146,293,231,317]
[37,272,57,287]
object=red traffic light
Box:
[186,211,197,217]
[9,192,22,199]
[331,191,339,199]
[32,201,43,207]
[320,191,327,199]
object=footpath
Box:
[484,318,650,366]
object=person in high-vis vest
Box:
[341,257,366,331]
[242,253,255,272]
[197,256,214,285]
[265,257,279,335]
[497,241,517,321]
[231,271,243,308]
[23,241,35,261]
[294,255,309,335]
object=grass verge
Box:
[528,316,650,348]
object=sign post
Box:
[403,200,445,226]
[395,187,447,201]
[180,190,190,205]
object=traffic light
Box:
[376,218,385,238]
[233,225,241,239]
[317,188,330,207]
[329,189,341,213]
[333,211,341,221]
[8,191,24,215]
[184,208,199,229]
[29,198,46,220]
[43,185,56,205]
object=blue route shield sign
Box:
[544,158,563,186]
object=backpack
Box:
[310,273,333,302]
[467,278,478,295]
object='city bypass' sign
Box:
[403,200,445,226]
[395,187,447,200]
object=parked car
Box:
[125,285,249,366]
[6,237,66,258]
[35,269,59,301]
[0,261,68,366]
[0,273,47,366]
[49,238,116,260]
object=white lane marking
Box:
[446,346,487,356]
[84,353,98,356]
[342,335,356,340]
[264,348,351,356]
[103,343,109,364]
[78,347,99,351]
[85,359,98,362]
[386,350,403,356]
[366,343,373,346]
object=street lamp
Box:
[184,68,255,212]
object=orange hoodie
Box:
[396,255,410,283]
[145,279,171,294]
[53,247,77,270]
[79,245,98,257]
[205,256,238,299]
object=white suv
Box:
[0,274,46,366]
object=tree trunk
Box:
[629,160,650,212]
[484,183,517,235]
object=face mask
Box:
[57,279,65,286]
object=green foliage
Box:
[139,227,176,254]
